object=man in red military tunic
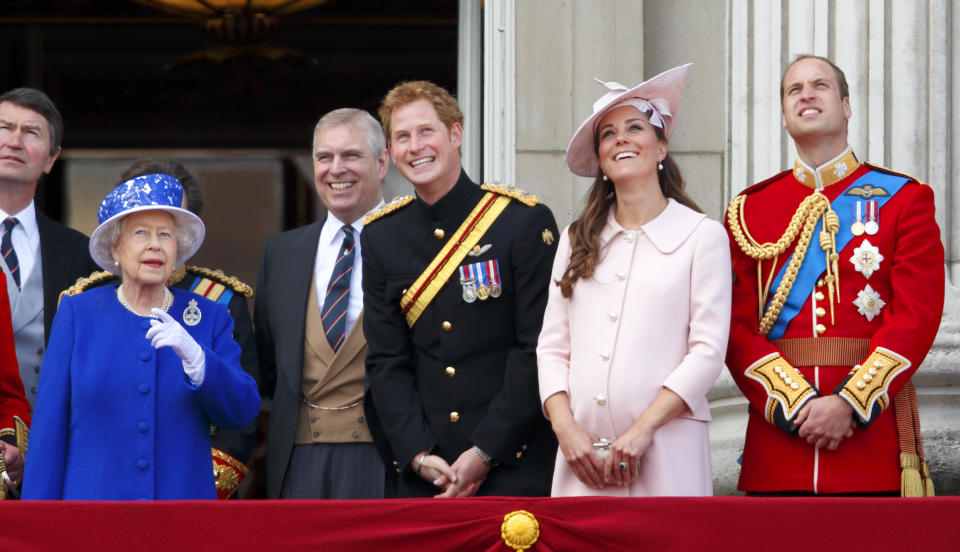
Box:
[725,55,944,495]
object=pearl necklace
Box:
[116,285,173,317]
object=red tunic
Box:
[725,152,944,493]
[1,271,30,440]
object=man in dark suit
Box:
[0,87,98,405]
[255,108,388,499]
[361,81,558,498]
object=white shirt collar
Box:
[320,199,385,245]
[0,200,39,241]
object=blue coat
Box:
[23,286,260,500]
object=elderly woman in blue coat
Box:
[23,174,260,500]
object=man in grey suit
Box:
[255,108,388,498]
[0,87,98,405]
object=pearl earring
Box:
[602,174,608,182]
[658,162,664,171]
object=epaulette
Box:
[363,195,414,225]
[481,182,539,206]
[734,169,793,198]
[186,265,253,299]
[864,163,924,185]
[58,270,118,307]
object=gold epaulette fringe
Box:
[363,195,414,226]
[481,182,539,206]
[58,270,118,307]
[186,265,253,298]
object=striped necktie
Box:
[321,225,355,352]
[2,218,21,289]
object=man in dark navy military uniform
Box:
[361,81,559,498]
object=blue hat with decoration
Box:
[89,173,206,272]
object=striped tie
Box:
[2,218,21,290]
[321,225,355,352]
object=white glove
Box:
[147,308,205,385]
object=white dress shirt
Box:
[0,200,40,283]
[313,202,383,333]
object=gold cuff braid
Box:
[839,347,911,422]
[744,353,817,422]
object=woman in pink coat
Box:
[537,64,731,497]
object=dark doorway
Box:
[1,0,458,291]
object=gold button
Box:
[522,444,528,451]
[856,381,866,389]
[817,279,825,287]
[442,321,452,332]
[815,324,826,334]
[863,374,873,382]
[594,394,606,405]
[434,228,445,239]
[790,382,800,390]
[445,366,456,377]
[516,451,523,459]
[868,367,878,376]
[815,307,826,317]
[449,411,460,423]
[815,291,825,301]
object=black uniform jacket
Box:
[39,212,99,341]
[361,171,559,497]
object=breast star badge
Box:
[849,239,884,279]
[853,284,886,321]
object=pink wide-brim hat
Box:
[566,63,692,177]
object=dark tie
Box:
[2,218,21,290]
[321,225,355,351]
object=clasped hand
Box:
[412,448,489,498]
[793,395,856,450]
[146,308,205,384]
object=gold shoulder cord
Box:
[727,191,840,335]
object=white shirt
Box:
[0,200,40,283]
[313,202,383,333]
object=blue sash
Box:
[765,169,909,339]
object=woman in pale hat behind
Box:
[23,174,260,500]
[537,64,732,496]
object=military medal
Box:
[850,239,883,279]
[864,200,879,235]
[475,263,490,301]
[853,284,886,321]
[850,201,865,236]
[183,298,202,326]
[458,265,478,303]
[487,259,502,298]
